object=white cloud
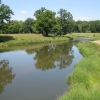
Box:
[74,17,91,21]
[20,11,28,14]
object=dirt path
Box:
[93,40,100,45]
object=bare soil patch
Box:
[93,40,100,45]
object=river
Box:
[0,41,83,100]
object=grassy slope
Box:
[0,34,69,48]
[58,34,100,100]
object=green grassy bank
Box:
[70,33,100,39]
[0,34,70,48]
[58,42,100,100]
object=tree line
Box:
[0,3,100,36]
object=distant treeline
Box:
[74,20,100,33]
[1,19,100,34]
[0,3,100,35]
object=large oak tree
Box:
[35,9,56,36]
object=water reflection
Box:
[0,41,83,100]
[0,60,15,94]
[26,41,74,71]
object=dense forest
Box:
[0,3,100,36]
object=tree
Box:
[73,21,91,33]
[90,20,100,33]
[82,21,89,33]
[50,17,61,35]
[34,7,46,18]
[22,18,34,33]
[0,22,8,33]
[58,9,74,35]
[0,3,14,33]
[35,10,56,36]
[0,4,14,23]
[7,20,23,33]
[77,21,83,32]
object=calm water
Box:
[0,41,83,100]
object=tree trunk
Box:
[45,30,48,36]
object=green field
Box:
[0,34,70,48]
[70,33,100,39]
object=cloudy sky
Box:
[2,0,100,21]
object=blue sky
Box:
[2,0,100,21]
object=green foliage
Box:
[0,3,14,33]
[6,20,23,33]
[74,21,91,33]
[0,23,8,34]
[34,7,46,18]
[50,17,61,35]
[73,20,100,33]
[90,20,100,33]
[57,9,74,35]
[22,18,34,33]
[0,3,100,34]
[0,4,14,23]
[35,9,56,36]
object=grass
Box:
[69,33,100,40]
[57,41,100,100]
[0,33,100,48]
[0,34,70,48]
[0,40,69,52]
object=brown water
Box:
[0,41,83,100]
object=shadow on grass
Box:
[0,36,15,42]
[43,34,54,37]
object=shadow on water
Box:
[0,60,16,94]
[0,36,15,42]
[26,41,74,71]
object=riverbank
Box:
[57,41,100,100]
[0,34,71,48]
[70,33,100,40]
[0,33,100,48]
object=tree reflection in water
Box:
[0,60,15,94]
[26,41,74,71]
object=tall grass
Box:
[57,42,100,100]
[77,42,100,57]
